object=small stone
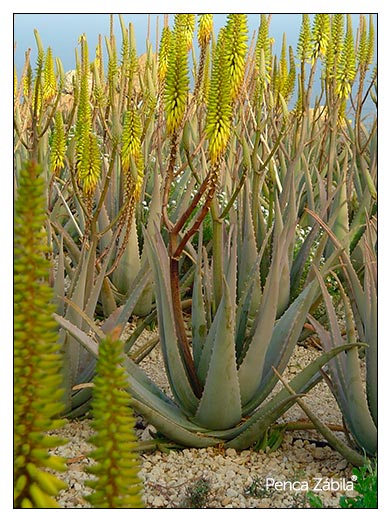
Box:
[221,497,232,506]
[226,488,238,498]
[335,460,349,471]
[152,496,165,507]
[225,448,237,458]
[312,448,327,460]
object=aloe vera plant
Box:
[302,214,377,462]
[14,14,377,455]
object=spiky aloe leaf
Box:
[130,397,220,448]
[192,239,208,370]
[227,344,356,449]
[238,184,261,313]
[14,161,67,508]
[309,269,377,456]
[85,334,144,508]
[238,215,292,405]
[194,279,242,430]
[274,368,366,466]
[241,281,318,416]
[144,226,199,415]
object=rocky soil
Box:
[49,325,360,508]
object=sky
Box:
[14,13,308,75]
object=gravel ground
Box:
[49,325,360,508]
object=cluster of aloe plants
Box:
[14,12,377,476]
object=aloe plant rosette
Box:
[109,216,354,450]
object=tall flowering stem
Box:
[86,333,144,508]
[14,161,67,508]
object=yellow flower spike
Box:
[78,132,101,195]
[50,112,66,173]
[23,63,33,100]
[367,15,375,67]
[158,25,171,83]
[43,47,56,102]
[121,108,143,175]
[256,14,272,83]
[182,14,195,51]
[205,27,233,164]
[198,14,213,47]
[311,14,330,62]
[325,14,344,81]
[297,14,313,64]
[164,15,190,135]
[336,14,356,99]
[225,14,248,100]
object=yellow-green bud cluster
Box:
[311,14,330,62]
[205,28,233,164]
[50,112,66,173]
[336,15,356,99]
[121,108,144,200]
[198,14,213,47]
[164,16,189,134]
[86,334,144,508]
[158,25,171,83]
[76,36,101,195]
[14,161,67,508]
[297,14,312,63]
[43,47,56,102]
[225,14,248,100]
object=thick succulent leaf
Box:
[225,395,299,450]
[53,235,65,315]
[308,314,351,416]
[311,270,377,455]
[225,344,355,449]
[238,228,285,405]
[235,228,272,360]
[238,184,261,312]
[196,294,221,385]
[192,235,207,371]
[62,246,91,394]
[290,221,320,298]
[96,196,113,253]
[131,398,220,448]
[54,314,99,357]
[363,225,378,424]
[242,281,318,416]
[306,208,366,315]
[112,215,141,295]
[144,226,199,415]
[275,373,367,466]
[225,224,237,319]
[102,265,151,337]
[123,357,211,434]
[194,279,242,429]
